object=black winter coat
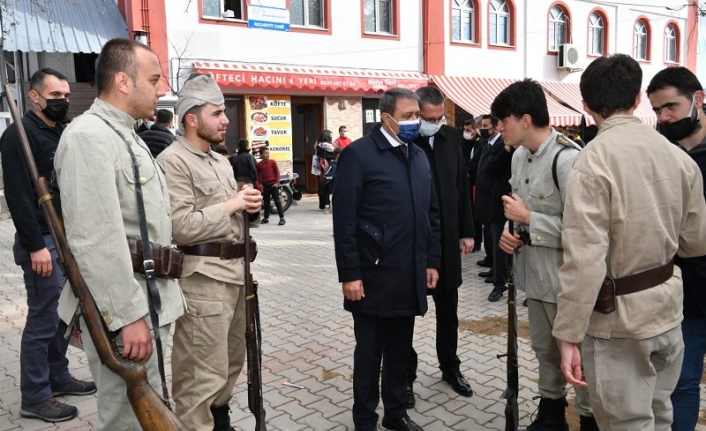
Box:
[138,124,175,158]
[333,125,442,318]
[678,142,706,319]
[414,125,475,292]
[474,137,494,222]
[465,136,484,188]
[231,151,258,183]
[485,138,512,223]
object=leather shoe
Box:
[476,258,492,267]
[484,277,494,283]
[478,270,493,278]
[405,382,415,409]
[441,371,473,397]
[381,416,424,431]
[488,287,506,302]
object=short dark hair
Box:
[491,79,550,128]
[213,146,229,156]
[646,66,702,99]
[481,114,499,127]
[463,117,475,127]
[580,54,642,119]
[415,86,445,107]
[379,87,420,115]
[182,104,205,126]
[333,147,342,158]
[338,125,347,133]
[156,109,173,125]
[237,139,249,152]
[319,130,333,143]
[96,38,151,95]
[29,68,68,93]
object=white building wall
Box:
[165,0,424,73]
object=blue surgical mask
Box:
[387,115,420,143]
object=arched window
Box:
[548,5,569,52]
[490,0,511,45]
[634,19,650,61]
[452,0,476,42]
[588,12,605,56]
[665,24,678,63]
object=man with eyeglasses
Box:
[407,87,475,405]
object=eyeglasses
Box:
[420,114,446,124]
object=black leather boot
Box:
[580,415,600,431]
[211,405,235,431]
[520,397,569,431]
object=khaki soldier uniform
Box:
[55,98,185,430]
[553,116,706,430]
[157,135,247,430]
[509,130,593,417]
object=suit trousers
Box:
[13,234,72,405]
[352,314,415,429]
[582,325,683,431]
[482,224,493,265]
[408,288,461,381]
[172,272,246,431]
[527,300,592,416]
[81,317,170,431]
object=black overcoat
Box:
[485,137,512,223]
[414,125,475,292]
[333,125,442,318]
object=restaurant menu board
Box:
[245,95,293,162]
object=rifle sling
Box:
[91,114,172,409]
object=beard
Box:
[196,122,225,144]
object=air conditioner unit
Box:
[558,44,580,70]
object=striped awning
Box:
[430,75,583,127]
[539,81,657,126]
[1,0,128,53]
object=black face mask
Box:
[39,95,69,123]
[479,129,491,139]
[657,99,700,142]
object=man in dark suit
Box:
[333,88,441,431]
[474,115,501,274]
[407,87,475,404]
[463,117,484,252]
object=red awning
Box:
[192,61,429,96]
[539,81,657,126]
[430,75,583,127]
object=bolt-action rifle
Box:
[3,87,186,431]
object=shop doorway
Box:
[362,98,381,137]
[291,97,324,193]
[223,97,243,154]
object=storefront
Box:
[191,61,428,192]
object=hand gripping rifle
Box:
[243,212,267,430]
[497,220,519,431]
[3,88,186,431]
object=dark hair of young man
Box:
[646,66,702,99]
[237,139,249,152]
[29,68,68,92]
[95,38,150,95]
[156,109,173,125]
[580,54,642,119]
[379,88,420,115]
[338,125,346,133]
[481,114,499,127]
[415,86,445,107]
[490,78,550,128]
[463,117,475,127]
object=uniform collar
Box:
[531,129,559,156]
[597,115,643,135]
[90,98,139,130]
[175,135,219,159]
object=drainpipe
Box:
[523,0,528,78]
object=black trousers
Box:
[409,288,460,381]
[483,223,494,264]
[353,314,415,429]
[491,222,511,289]
[318,180,332,209]
[263,183,283,219]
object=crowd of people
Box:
[2,35,706,431]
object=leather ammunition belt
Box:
[178,240,257,262]
[127,238,184,279]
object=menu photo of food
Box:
[249,96,268,111]
[251,111,268,123]
[251,125,269,139]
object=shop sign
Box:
[247,4,290,32]
[245,95,293,162]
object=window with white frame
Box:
[490,0,510,45]
[203,0,244,20]
[634,20,649,61]
[452,0,475,42]
[364,0,393,34]
[665,24,677,63]
[548,6,568,51]
[588,12,604,56]
[291,0,325,28]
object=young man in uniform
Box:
[493,79,597,431]
[157,73,262,431]
[555,54,706,430]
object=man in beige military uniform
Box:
[157,74,262,431]
[554,54,706,430]
[54,38,185,430]
[492,79,597,431]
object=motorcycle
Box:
[270,172,301,213]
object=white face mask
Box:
[145,121,155,129]
[343,132,349,138]
[419,119,443,137]
[463,131,474,140]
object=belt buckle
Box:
[143,259,155,277]
[219,243,228,260]
[607,276,616,296]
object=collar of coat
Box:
[370,124,422,159]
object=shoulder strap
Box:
[552,146,571,191]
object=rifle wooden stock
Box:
[243,213,267,430]
[501,221,519,431]
[3,87,186,431]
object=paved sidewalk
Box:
[0,196,703,430]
